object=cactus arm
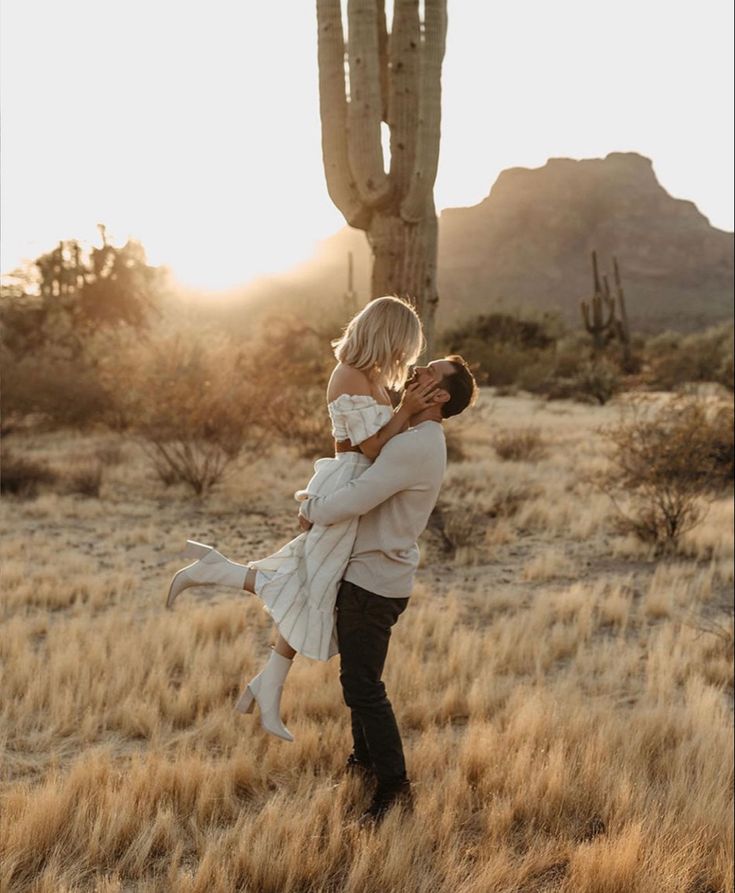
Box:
[613,256,631,339]
[347,0,392,208]
[591,250,601,294]
[581,300,593,333]
[400,0,447,223]
[388,0,420,198]
[376,0,389,122]
[316,0,370,229]
[602,292,615,328]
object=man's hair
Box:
[439,355,478,418]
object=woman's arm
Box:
[328,365,436,461]
[356,383,435,460]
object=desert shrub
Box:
[553,334,589,378]
[0,449,57,497]
[249,316,338,459]
[94,441,124,466]
[706,401,735,485]
[645,323,734,391]
[492,427,548,462]
[1,347,110,429]
[441,312,561,387]
[98,327,268,495]
[544,360,621,405]
[443,426,467,463]
[569,360,621,405]
[62,460,104,497]
[600,397,733,551]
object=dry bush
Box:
[0,346,110,429]
[601,397,734,552]
[0,449,57,497]
[545,360,621,405]
[443,425,467,463]
[248,317,339,459]
[61,459,104,497]
[492,427,548,462]
[645,323,734,392]
[93,327,269,495]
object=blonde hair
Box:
[332,296,424,390]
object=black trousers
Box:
[335,579,409,788]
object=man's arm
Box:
[300,434,428,527]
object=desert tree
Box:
[316,0,447,355]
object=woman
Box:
[166,297,439,741]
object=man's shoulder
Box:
[383,421,445,462]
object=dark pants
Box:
[335,579,409,788]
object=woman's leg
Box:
[244,570,296,658]
[274,633,297,660]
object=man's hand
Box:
[298,510,313,532]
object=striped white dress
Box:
[248,395,393,661]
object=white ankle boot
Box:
[166,540,248,608]
[235,648,294,742]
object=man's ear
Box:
[432,388,450,405]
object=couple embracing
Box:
[167,297,477,825]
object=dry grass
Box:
[0,390,732,893]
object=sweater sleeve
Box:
[300,432,429,526]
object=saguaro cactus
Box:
[611,256,635,372]
[316,0,448,356]
[581,250,616,353]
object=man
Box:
[298,355,478,825]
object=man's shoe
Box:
[358,779,413,827]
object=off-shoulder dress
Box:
[247,394,393,661]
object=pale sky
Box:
[1,0,733,291]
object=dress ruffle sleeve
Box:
[327,394,393,446]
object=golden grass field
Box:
[1,390,733,893]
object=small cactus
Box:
[581,251,616,353]
[612,256,636,372]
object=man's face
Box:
[406,359,455,394]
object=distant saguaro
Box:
[316,0,447,355]
[581,250,616,353]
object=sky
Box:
[1,0,733,291]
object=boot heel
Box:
[235,685,256,714]
[185,540,213,560]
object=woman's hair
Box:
[332,296,424,390]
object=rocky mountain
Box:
[240,152,733,334]
[437,152,733,332]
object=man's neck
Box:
[409,407,443,426]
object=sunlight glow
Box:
[1,0,732,291]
